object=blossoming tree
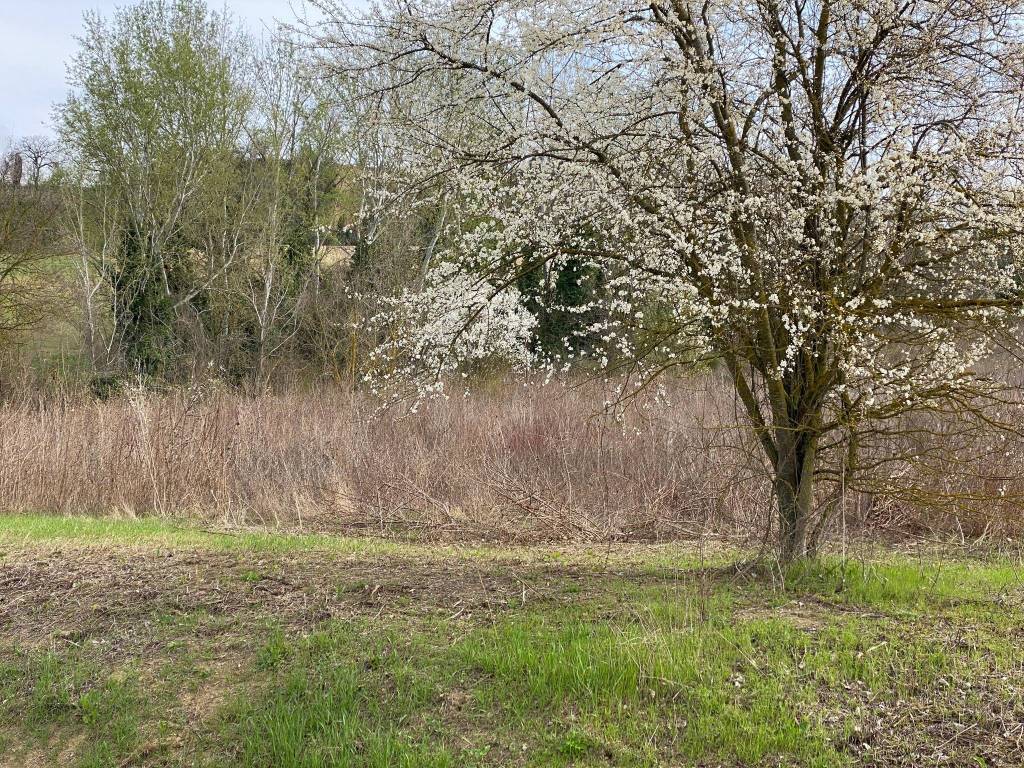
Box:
[316,0,1024,561]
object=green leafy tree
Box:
[60,0,249,378]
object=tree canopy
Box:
[315,0,1024,560]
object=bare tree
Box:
[13,136,58,187]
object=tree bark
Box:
[773,426,819,563]
[723,358,825,564]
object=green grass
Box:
[781,555,1024,610]
[1,514,1021,767]
[0,648,144,766]
[454,611,838,766]
[0,512,727,569]
[0,513,404,555]
[225,624,457,768]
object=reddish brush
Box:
[0,378,1019,544]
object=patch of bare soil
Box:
[733,600,837,631]
[0,543,662,661]
[826,673,1024,766]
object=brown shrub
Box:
[0,378,769,541]
[0,377,1019,543]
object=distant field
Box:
[5,251,85,370]
[1,515,1022,767]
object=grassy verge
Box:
[1,514,1021,767]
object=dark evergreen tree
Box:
[517,253,606,359]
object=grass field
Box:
[1,515,1022,767]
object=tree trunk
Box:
[722,357,825,564]
[773,428,818,564]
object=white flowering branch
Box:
[314,0,1024,561]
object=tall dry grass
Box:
[0,376,1020,543]
[0,378,774,541]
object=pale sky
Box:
[0,0,319,147]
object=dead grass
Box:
[0,378,772,542]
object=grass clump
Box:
[782,554,1024,610]
[0,648,143,766]
[457,610,843,767]
[222,624,456,768]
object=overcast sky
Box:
[0,1,317,147]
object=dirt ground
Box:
[0,542,677,659]
[2,536,1023,767]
